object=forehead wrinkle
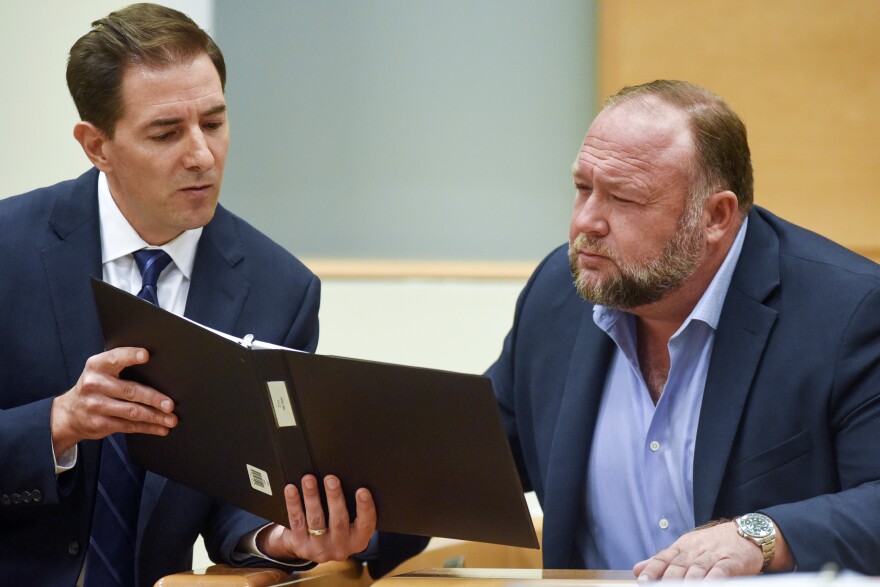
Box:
[576,141,691,204]
[581,136,671,175]
[576,144,663,197]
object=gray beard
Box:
[568,207,704,309]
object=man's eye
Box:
[152,131,175,142]
[204,121,224,130]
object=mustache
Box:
[570,233,616,260]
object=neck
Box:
[629,226,740,402]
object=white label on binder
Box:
[267,380,297,428]
[247,464,273,496]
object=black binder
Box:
[91,278,538,549]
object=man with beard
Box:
[486,80,880,577]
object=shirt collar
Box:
[686,216,748,330]
[593,216,749,334]
[97,171,202,279]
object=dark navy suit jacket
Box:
[0,168,334,585]
[488,207,880,572]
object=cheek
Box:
[210,135,230,162]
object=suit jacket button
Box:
[21,491,32,503]
[68,541,80,556]
[11,493,21,504]
[0,494,9,506]
[32,490,42,503]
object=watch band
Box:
[734,513,777,570]
[753,533,776,569]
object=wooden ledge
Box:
[302,259,538,280]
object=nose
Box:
[570,190,609,238]
[182,129,214,172]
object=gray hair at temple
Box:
[605,80,754,217]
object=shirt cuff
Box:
[54,444,77,476]
[232,524,313,568]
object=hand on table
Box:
[633,521,763,580]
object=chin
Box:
[192,200,220,225]
[176,211,216,233]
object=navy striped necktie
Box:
[133,249,172,305]
[85,249,172,586]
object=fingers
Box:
[637,546,715,581]
[52,348,177,450]
[351,487,377,547]
[634,523,762,580]
[324,476,348,535]
[86,347,175,414]
[302,475,327,533]
[325,476,375,553]
[633,558,649,578]
[635,548,678,582]
[284,483,309,539]
[275,475,377,563]
[90,346,149,376]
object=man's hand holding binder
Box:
[252,474,377,563]
[52,340,378,565]
[49,347,178,463]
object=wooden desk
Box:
[373,568,636,586]
[155,560,371,587]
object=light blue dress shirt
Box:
[579,219,748,569]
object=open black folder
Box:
[91,278,539,549]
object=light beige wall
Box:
[317,278,525,373]
[598,0,880,262]
[0,0,212,199]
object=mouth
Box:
[578,250,608,262]
[179,184,213,195]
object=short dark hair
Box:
[605,80,754,216]
[66,2,226,137]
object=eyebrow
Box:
[571,163,633,192]
[147,104,227,128]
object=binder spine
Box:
[251,350,319,499]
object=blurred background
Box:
[3,0,879,567]
[4,0,879,371]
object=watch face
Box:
[740,514,773,538]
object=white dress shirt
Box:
[98,171,201,314]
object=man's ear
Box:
[73,121,113,172]
[703,190,740,244]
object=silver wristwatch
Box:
[734,512,777,570]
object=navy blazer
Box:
[488,207,880,572]
[0,168,325,585]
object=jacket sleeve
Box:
[282,274,320,353]
[762,285,880,572]
[0,396,69,507]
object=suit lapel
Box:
[692,210,780,524]
[183,206,250,333]
[41,169,105,386]
[542,308,614,568]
